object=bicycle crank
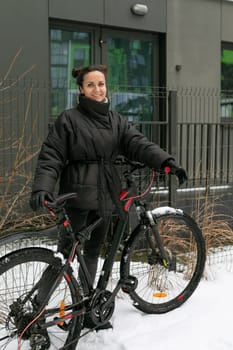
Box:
[89,290,115,326]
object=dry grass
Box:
[0,49,54,236]
[194,190,233,255]
[0,212,56,236]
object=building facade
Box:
[1,0,233,121]
[0,0,233,217]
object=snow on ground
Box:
[78,264,233,350]
[1,239,233,350]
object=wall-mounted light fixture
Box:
[131,4,148,16]
[175,65,182,72]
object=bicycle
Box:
[0,159,206,350]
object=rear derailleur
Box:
[8,298,50,349]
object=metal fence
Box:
[0,80,233,225]
[0,80,233,272]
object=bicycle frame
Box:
[35,168,170,323]
[31,206,131,329]
[78,216,128,294]
[0,160,207,350]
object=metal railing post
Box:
[168,90,178,207]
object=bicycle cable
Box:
[17,307,46,350]
[121,169,155,202]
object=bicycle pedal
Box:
[121,276,138,293]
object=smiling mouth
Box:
[92,95,105,100]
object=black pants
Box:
[59,207,111,285]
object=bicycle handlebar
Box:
[44,158,167,213]
[114,156,171,174]
[44,192,78,211]
[114,156,145,169]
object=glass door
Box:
[50,28,93,116]
[101,29,159,123]
[50,25,159,123]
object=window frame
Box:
[49,20,165,123]
[221,41,233,121]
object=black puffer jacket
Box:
[32,96,173,217]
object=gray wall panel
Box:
[0,0,49,80]
[49,0,104,24]
[104,0,166,32]
[221,1,233,42]
[0,0,50,161]
[49,0,166,33]
[167,0,221,92]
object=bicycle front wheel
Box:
[0,247,82,350]
[120,208,206,314]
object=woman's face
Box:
[80,71,107,102]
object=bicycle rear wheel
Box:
[120,208,206,313]
[0,247,82,350]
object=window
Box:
[49,25,161,124]
[221,42,233,119]
[50,29,91,116]
[104,31,157,123]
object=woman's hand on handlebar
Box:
[162,159,188,185]
[30,191,54,211]
[30,191,78,212]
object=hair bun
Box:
[72,68,79,78]
[72,65,108,86]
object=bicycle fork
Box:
[145,211,173,270]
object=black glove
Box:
[163,159,188,185]
[30,191,54,211]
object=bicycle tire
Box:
[0,227,58,258]
[120,208,206,314]
[0,247,82,350]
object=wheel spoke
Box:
[0,248,82,349]
[121,212,205,313]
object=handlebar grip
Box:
[164,166,171,174]
[54,193,78,204]
[45,193,78,210]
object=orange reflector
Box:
[59,300,65,326]
[153,292,168,298]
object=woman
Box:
[30,64,187,329]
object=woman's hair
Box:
[72,64,108,87]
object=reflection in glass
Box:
[50,29,91,116]
[221,46,233,118]
[107,37,154,123]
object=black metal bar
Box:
[168,90,178,207]
[96,217,128,291]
